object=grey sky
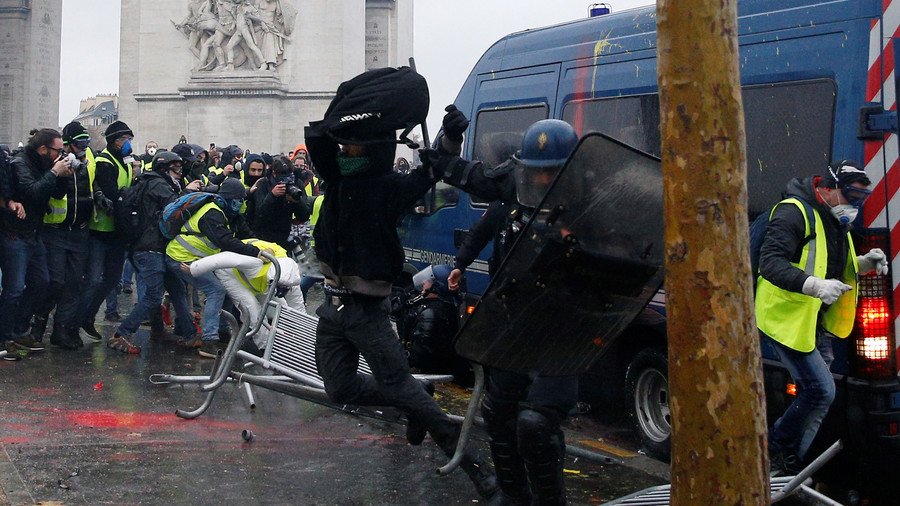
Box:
[59,0,655,143]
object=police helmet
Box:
[412,264,456,299]
[152,151,183,173]
[512,119,578,208]
[171,143,199,163]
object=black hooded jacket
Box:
[306,133,434,296]
[1,147,66,237]
[758,176,852,294]
[247,175,310,249]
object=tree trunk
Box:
[656,1,769,504]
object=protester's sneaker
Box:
[406,381,435,446]
[770,452,803,477]
[104,312,122,323]
[198,340,226,359]
[14,336,46,352]
[79,324,103,343]
[2,341,24,361]
[176,336,203,349]
[50,329,80,351]
[107,334,141,355]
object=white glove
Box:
[857,248,889,276]
[801,276,852,305]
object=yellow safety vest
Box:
[208,166,245,185]
[165,202,225,262]
[309,195,323,247]
[235,239,288,294]
[142,159,154,173]
[45,149,95,225]
[88,149,132,232]
[755,198,859,352]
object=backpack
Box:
[114,179,150,247]
[159,192,225,240]
[749,198,816,284]
[318,66,429,146]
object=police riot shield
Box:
[454,133,664,376]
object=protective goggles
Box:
[841,186,872,207]
[72,138,91,150]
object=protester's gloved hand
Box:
[857,248,889,276]
[442,105,469,143]
[93,190,114,212]
[801,276,852,305]
[417,148,446,182]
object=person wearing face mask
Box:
[172,143,210,187]
[423,112,579,505]
[756,160,883,476]
[30,122,95,350]
[245,154,310,250]
[166,177,261,358]
[207,144,244,185]
[139,140,159,172]
[77,121,136,343]
[0,128,71,359]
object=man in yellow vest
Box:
[188,238,305,356]
[78,120,135,343]
[757,161,886,475]
[207,144,244,185]
[139,140,158,172]
[32,121,95,350]
[166,177,265,358]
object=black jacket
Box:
[1,147,65,237]
[306,134,434,296]
[246,176,310,249]
[454,200,508,277]
[196,207,259,258]
[45,157,92,230]
[759,176,851,294]
[132,171,185,252]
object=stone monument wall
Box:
[119,0,413,155]
[0,0,62,146]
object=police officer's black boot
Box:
[433,426,499,500]
[30,315,49,342]
[517,409,567,506]
[483,395,532,504]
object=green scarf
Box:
[337,154,370,176]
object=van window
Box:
[562,79,835,217]
[471,105,549,206]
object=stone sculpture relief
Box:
[174,0,297,72]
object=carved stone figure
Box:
[174,0,296,72]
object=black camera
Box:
[278,173,305,200]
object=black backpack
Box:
[114,179,150,247]
[318,66,430,146]
[749,198,816,284]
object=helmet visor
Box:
[412,266,435,292]
[514,162,562,208]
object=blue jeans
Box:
[768,329,836,461]
[300,274,324,301]
[118,252,194,338]
[121,258,135,287]
[167,256,226,341]
[80,236,126,326]
[0,234,49,341]
[37,227,89,328]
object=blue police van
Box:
[399,0,900,498]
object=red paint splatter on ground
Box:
[0,436,31,444]
[66,411,184,429]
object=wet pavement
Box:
[0,287,668,505]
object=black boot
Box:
[483,394,532,503]
[30,315,49,342]
[458,451,500,500]
[517,409,567,506]
[50,323,79,350]
[67,327,84,349]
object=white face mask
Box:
[818,187,858,226]
[147,147,158,156]
[830,204,858,226]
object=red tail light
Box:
[850,231,897,380]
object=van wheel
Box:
[625,347,671,461]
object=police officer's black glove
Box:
[93,190,114,212]
[442,105,469,143]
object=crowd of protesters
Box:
[0,120,326,361]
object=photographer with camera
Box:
[245,154,310,250]
[30,122,96,349]
[0,128,70,359]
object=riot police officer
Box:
[425,111,580,505]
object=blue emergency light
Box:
[589,3,611,16]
